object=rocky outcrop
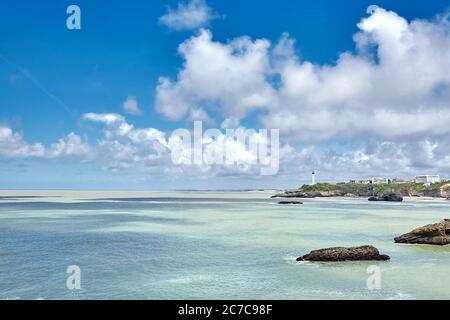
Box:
[394,220,450,246]
[272,183,450,199]
[296,245,390,262]
[401,183,450,198]
[278,201,303,205]
[272,190,347,198]
[368,194,403,202]
[273,190,403,199]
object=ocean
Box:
[0,190,449,300]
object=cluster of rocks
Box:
[272,190,405,201]
[296,220,449,262]
[274,187,449,262]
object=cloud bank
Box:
[156,7,450,143]
[2,7,450,184]
[0,126,92,160]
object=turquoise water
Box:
[0,191,449,300]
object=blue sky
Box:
[1,0,450,189]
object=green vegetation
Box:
[300,181,449,196]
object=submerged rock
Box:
[278,201,303,205]
[368,194,403,202]
[296,245,390,262]
[394,219,450,246]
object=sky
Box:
[1,0,450,190]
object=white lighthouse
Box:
[312,171,316,185]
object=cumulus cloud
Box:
[155,7,450,145]
[83,113,125,125]
[168,123,280,177]
[122,96,141,115]
[0,117,169,172]
[0,126,91,160]
[156,29,276,120]
[159,0,218,31]
[47,133,93,160]
[81,113,277,176]
[290,139,450,182]
[81,113,168,170]
[1,115,276,178]
[0,126,45,158]
[266,7,450,142]
[187,107,214,125]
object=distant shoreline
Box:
[274,195,449,201]
[272,182,450,201]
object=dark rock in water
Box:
[368,194,403,202]
[298,245,390,262]
[384,194,403,202]
[278,201,303,205]
[394,219,450,246]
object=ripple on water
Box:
[166,275,216,285]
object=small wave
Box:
[283,254,314,266]
[283,254,300,264]
[166,274,214,285]
[1,296,47,300]
[303,288,345,297]
[385,292,414,300]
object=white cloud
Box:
[0,126,92,160]
[188,107,214,125]
[266,7,450,142]
[0,116,171,172]
[2,116,450,182]
[83,113,125,125]
[47,133,93,160]
[82,113,167,145]
[156,29,277,120]
[159,0,218,31]
[81,113,170,171]
[0,126,45,158]
[220,117,240,129]
[123,96,141,115]
[80,113,279,177]
[155,8,450,145]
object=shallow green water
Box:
[0,191,449,300]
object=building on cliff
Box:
[371,177,389,184]
[414,175,440,184]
